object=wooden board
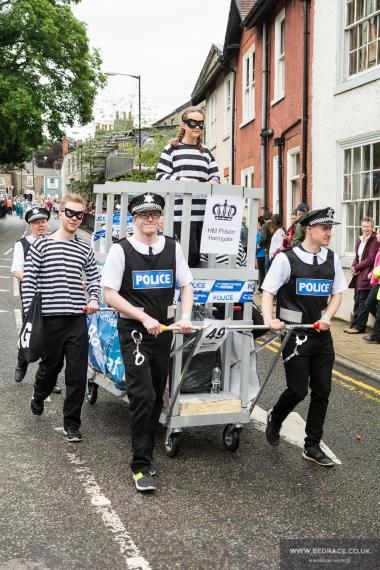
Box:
[179,397,242,416]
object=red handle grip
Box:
[313,321,321,330]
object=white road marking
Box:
[14,308,23,332]
[13,278,19,297]
[0,275,11,279]
[251,405,341,464]
[0,309,8,313]
[0,265,10,268]
[0,289,9,293]
[61,449,151,569]
[3,248,13,255]
[3,258,12,261]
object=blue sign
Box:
[133,270,173,289]
[239,292,254,302]
[193,292,210,304]
[296,278,333,296]
[212,280,245,292]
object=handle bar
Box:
[162,322,320,332]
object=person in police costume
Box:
[101,192,193,492]
[261,207,347,467]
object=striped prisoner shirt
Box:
[22,235,100,316]
[156,142,220,222]
[200,240,247,267]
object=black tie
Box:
[313,254,318,266]
[149,246,153,255]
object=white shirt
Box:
[11,235,36,273]
[101,235,193,291]
[269,228,285,259]
[262,246,347,295]
[358,234,371,261]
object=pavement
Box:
[0,214,379,570]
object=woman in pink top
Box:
[363,227,380,343]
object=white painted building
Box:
[312,0,380,320]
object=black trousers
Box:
[174,220,203,268]
[118,326,172,474]
[257,257,266,291]
[272,332,334,448]
[365,285,380,340]
[33,315,88,431]
[351,288,371,331]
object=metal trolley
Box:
[86,180,319,456]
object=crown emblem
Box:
[144,193,154,204]
[212,199,237,221]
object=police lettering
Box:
[133,270,173,289]
[296,279,333,296]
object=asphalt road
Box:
[0,215,379,570]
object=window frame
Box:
[272,8,286,104]
[286,147,301,223]
[26,175,33,188]
[241,45,255,126]
[241,166,254,189]
[208,94,217,148]
[224,74,233,138]
[0,176,5,186]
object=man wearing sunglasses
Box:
[22,194,100,443]
[101,192,193,492]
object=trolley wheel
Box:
[223,424,240,452]
[86,380,98,405]
[165,433,180,457]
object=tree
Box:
[0,0,105,165]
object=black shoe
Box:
[52,385,62,394]
[302,445,335,467]
[15,364,28,383]
[63,428,83,443]
[133,472,157,492]
[30,396,44,416]
[363,335,380,344]
[266,408,281,446]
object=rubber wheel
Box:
[223,425,240,452]
[165,434,180,457]
[86,381,98,405]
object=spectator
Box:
[283,209,298,248]
[256,216,266,292]
[240,216,248,253]
[363,227,380,344]
[292,202,310,247]
[258,211,273,274]
[269,214,286,261]
[156,106,220,267]
[344,217,378,334]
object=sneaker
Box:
[265,408,281,446]
[343,327,364,334]
[15,363,28,383]
[30,396,44,416]
[52,385,62,394]
[149,464,156,476]
[363,335,380,343]
[302,445,335,467]
[133,472,157,492]
[63,429,83,443]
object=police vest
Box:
[118,237,176,329]
[276,248,335,327]
[17,237,32,259]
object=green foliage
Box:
[116,170,155,183]
[122,129,175,171]
[0,0,105,165]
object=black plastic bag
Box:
[18,293,44,363]
[180,305,221,393]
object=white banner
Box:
[200,194,244,255]
[193,318,229,356]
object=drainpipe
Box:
[221,58,237,184]
[260,21,270,210]
[301,0,310,204]
[274,119,302,222]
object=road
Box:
[0,214,379,570]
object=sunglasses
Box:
[137,211,161,220]
[62,207,84,220]
[183,119,204,129]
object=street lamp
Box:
[105,71,142,171]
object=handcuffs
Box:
[283,334,308,363]
[131,330,145,366]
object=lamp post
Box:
[105,71,142,171]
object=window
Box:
[27,176,33,188]
[287,148,301,216]
[0,176,4,186]
[241,167,254,188]
[224,75,233,137]
[242,47,255,124]
[273,156,279,214]
[208,95,217,147]
[47,177,58,189]
[345,0,380,77]
[342,140,380,253]
[274,9,286,101]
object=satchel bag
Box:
[18,292,44,363]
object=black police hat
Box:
[128,192,165,215]
[298,207,340,227]
[25,207,51,223]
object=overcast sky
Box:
[69,0,231,138]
